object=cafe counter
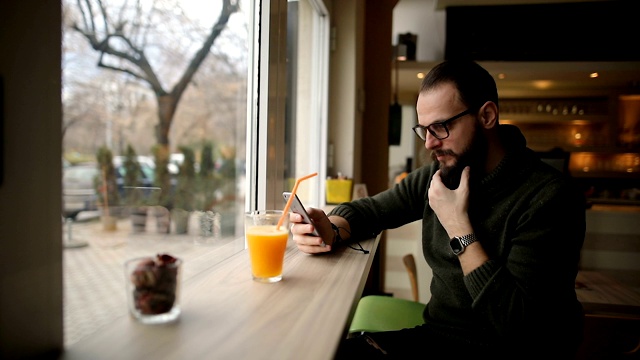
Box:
[62,235,380,360]
[582,204,640,275]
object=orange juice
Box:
[246,225,289,282]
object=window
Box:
[247,0,328,211]
[284,0,329,207]
[62,0,251,347]
[61,0,328,348]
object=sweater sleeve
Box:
[328,165,434,241]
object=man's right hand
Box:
[290,208,335,254]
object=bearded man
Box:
[290,60,586,358]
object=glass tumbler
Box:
[124,254,182,324]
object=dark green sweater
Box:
[329,125,586,355]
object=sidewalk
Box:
[63,212,244,348]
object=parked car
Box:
[63,158,158,218]
[62,163,100,219]
[113,155,155,172]
[62,155,181,219]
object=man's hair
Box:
[420,60,499,111]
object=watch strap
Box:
[456,233,477,248]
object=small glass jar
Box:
[124,254,182,324]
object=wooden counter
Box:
[576,270,640,318]
[582,205,640,273]
[575,271,640,358]
[63,236,380,360]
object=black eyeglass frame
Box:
[412,109,472,141]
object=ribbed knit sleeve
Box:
[463,259,501,300]
[328,165,434,242]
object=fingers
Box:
[458,166,470,191]
[290,210,332,254]
[289,212,318,235]
[431,169,442,184]
[295,240,332,254]
[288,212,306,225]
[292,230,331,254]
[428,169,443,200]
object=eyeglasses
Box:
[412,109,472,141]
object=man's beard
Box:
[431,124,487,190]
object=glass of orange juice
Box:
[245,210,290,283]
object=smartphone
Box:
[282,191,322,240]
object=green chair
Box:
[348,254,426,335]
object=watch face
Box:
[450,237,464,255]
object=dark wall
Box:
[0,1,64,358]
[446,1,640,61]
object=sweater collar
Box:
[479,124,531,189]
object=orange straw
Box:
[277,172,318,229]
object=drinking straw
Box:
[277,172,318,230]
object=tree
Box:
[95,146,120,209]
[69,0,240,150]
[152,143,173,209]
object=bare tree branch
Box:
[172,0,239,99]
[69,0,240,148]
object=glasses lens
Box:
[413,126,426,140]
[429,124,448,139]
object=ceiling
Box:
[433,0,606,10]
[394,0,640,102]
[395,60,640,102]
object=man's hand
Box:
[428,166,472,237]
[429,166,489,273]
[290,208,334,254]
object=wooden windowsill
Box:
[62,235,380,360]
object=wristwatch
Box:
[449,233,477,255]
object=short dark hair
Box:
[420,60,499,111]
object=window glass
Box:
[62,0,252,347]
[284,0,328,207]
[61,0,328,348]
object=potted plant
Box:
[123,144,148,233]
[195,141,220,240]
[197,142,216,209]
[95,146,120,231]
[172,145,196,234]
[216,145,237,237]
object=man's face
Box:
[431,121,487,189]
[416,83,488,189]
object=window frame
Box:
[247,0,329,213]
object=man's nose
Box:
[424,132,441,150]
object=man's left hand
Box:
[428,166,472,236]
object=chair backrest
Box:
[402,254,419,302]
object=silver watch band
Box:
[457,233,477,247]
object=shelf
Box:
[572,171,640,179]
[569,148,640,154]
[501,114,609,124]
[569,153,640,177]
[587,198,640,207]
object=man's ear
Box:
[478,101,499,129]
